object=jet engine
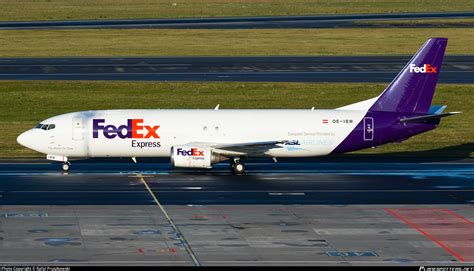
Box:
[170,145,228,168]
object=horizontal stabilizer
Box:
[400,112,460,123]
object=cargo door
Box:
[72,117,83,141]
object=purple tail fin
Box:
[370,38,447,113]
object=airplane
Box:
[17,37,459,174]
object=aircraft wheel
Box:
[232,161,245,175]
[62,162,70,172]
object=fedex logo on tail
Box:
[409,64,437,74]
[176,148,204,157]
[93,119,159,139]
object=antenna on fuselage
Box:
[214,104,220,110]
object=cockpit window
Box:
[35,123,56,130]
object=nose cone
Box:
[17,130,35,149]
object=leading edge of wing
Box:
[185,140,287,156]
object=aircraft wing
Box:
[185,141,286,157]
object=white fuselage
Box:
[19,109,366,159]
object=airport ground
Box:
[0,56,472,83]
[1,28,473,57]
[2,203,473,265]
[0,160,473,265]
[1,0,473,21]
[1,78,472,265]
[0,12,472,30]
[0,5,473,266]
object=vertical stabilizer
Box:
[370,38,447,113]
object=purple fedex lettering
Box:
[104,124,117,139]
[94,119,130,139]
[93,119,105,138]
[117,120,131,139]
[177,148,192,156]
[93,119,126,139]
[93,119,160,139]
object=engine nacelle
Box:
[170,145,228,169]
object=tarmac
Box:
[0,12,473,29]
[0,55,472,83]
[0,160,473,205]
[0,160,473,265]
[1,204,473,265]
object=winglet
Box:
[429,105,447,114]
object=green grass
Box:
[364,18,474,24]
[0,28,473,57]
[1,81,472,158]
[1,0,473,21]
[357,18,474,27]
[354,18,474,28]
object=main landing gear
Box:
[230,158,245,175]
[62,162,71,172]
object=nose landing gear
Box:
[61,162,71,172]
[231,158,245,175]
[46,154,71,172]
